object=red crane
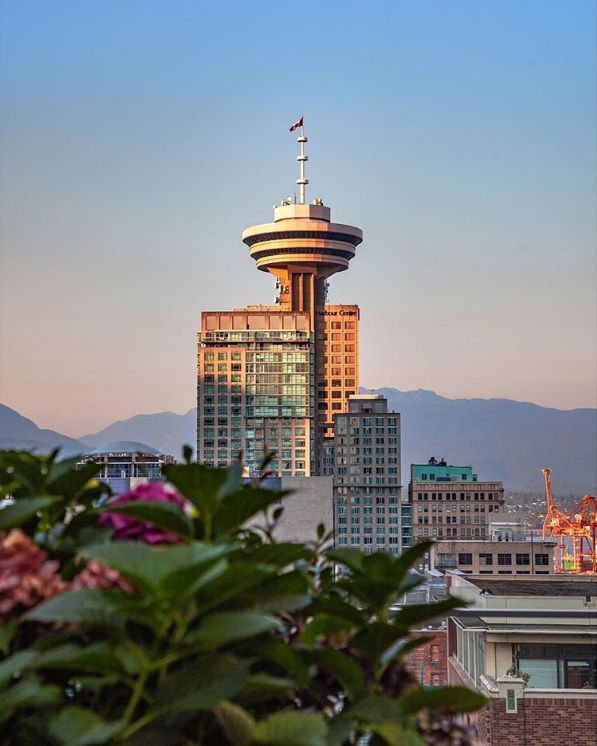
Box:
[542,467,597,574]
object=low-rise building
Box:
[429,537,555,575]
[446,573,597,746]
[77,441,175,494]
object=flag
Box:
[289,116,303,132]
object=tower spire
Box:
[291,117,308,204]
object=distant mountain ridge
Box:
[375,388,596,495]
[1,390,595,494]
[0,404,90,456]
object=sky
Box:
[0,0,595,437]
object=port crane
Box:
[542,467,597,574]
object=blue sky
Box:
[0,0,595,435]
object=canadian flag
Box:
[289,116,303,132]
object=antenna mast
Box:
[296,121,308,204]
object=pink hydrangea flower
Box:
[0,529,67,620]
[99,482,187,544]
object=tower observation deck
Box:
[241,125,363,327]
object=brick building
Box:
[403,629,448,687]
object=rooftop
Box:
[87,441,163,456]
[464,577,597,597]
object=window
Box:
[497,553,512,566]
[479,553,493,566]
[535,553,549,566]
[516,553,530,566]
[515,643,597,689]
[458,553,473,566]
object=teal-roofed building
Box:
[411,458,477,483]
[408,457,505,571]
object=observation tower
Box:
[241,122,363,327]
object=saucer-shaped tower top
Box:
[242,122,363,320]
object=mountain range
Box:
[1,389,595,495]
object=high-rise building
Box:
[196,125,363,476]
[408,457,505,544]
[331,393,402,554]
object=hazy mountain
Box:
[0,404,90,457]
[80,410,197,460]
[376,388,596,495]
[1,393,595,494]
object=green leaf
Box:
[155,654,250,712]
[0,650,38,688]
[114,726,186,746]
[249,640,310,686]
[163,556,229,600]
[189,611,282,645]
[370,722,426,746]
[80,541,229,595]
[399,685,488,715]
[49,706,125,745]
[345,692,404,724]
[352,621,407,663]
[214,487,293,538]
[310,595,366,626]
[102,499,193,538]
[162,462,228,516]
[323,548,365,574]
[326,715,355,746]
[194,564,275,615]
[215,701,255,746]
[237,673,294,707]
[244,570,311,613]
[113,642,147,675]
[299,613,356,645]
[25,589,123,626]
[252,711,328,746]
[246,543,313,568]
[391,597,464,631]
[0,620,17,653]
[78,542,162,593]
[0,496,57,530]
[0,450,56,497]
[383,635,432,666]
[48,461,102,500]
[217,460,245,499]
[0,678,61,715]
[305,648,365,700]
[32,643,125,677]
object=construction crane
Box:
[542,467,597,574]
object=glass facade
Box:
[197,318,315,477]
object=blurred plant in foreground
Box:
[0,448,487,745]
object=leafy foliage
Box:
[0,449,486,745]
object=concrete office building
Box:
[254,475,334,544]
[331,393,402,554]
[196,124,363,476]
[425,513,556,575]
[408,458,505,542]
[429,538,555,575]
